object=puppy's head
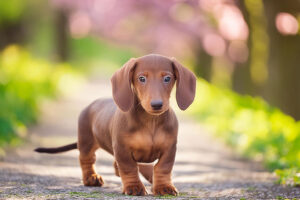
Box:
[111,54,196,115]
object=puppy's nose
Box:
[151,100,163,110]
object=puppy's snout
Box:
[151,100,163,110]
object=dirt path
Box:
[0,78,299,200]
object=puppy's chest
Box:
[128,129,168,163]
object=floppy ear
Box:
[171,58,196,110]
[111,58,137,112]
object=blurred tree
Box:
[0,0,70,61]
[0,0,27,49]
[0,21,25,49]
[232,0,254,95]
[55,8,69,61]
[194,47,212,82]
[263,0,300,120]
[234,0,269,96]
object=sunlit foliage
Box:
[0,45,79,154]
[0,0,26,24]
[275,168,300,186]
[189,79,300,186]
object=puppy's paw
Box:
[123,183,147,196]
[153,184,178,196]
[83,174,104,187]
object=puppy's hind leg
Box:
[115,162,153,184]
[79,148,104,187]
[138,163,153,184]
[78,110,104,187]
[114,161,120,177]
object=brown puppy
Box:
[35,54,196,196]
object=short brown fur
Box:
[35,54,196,196]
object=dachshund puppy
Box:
[35,54,196,196]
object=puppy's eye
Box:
[163,75,171,83]
[139,76,146,83]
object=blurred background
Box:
[0,0,299,185]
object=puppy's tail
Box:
[34,142,77,154]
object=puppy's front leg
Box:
[115,149,147,196]
[153,143,178,196]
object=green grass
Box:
[156,194,177,199]
[68,191,120,198]
[275,168,300,186]
[188,79,300,186]
[155,193,200,199]
[69,191,102,198]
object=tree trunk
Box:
[0,22,25,49]
[232,0,254,95]
[194,46,212,82]
[263,0,300,120]
[55,9,69,61]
